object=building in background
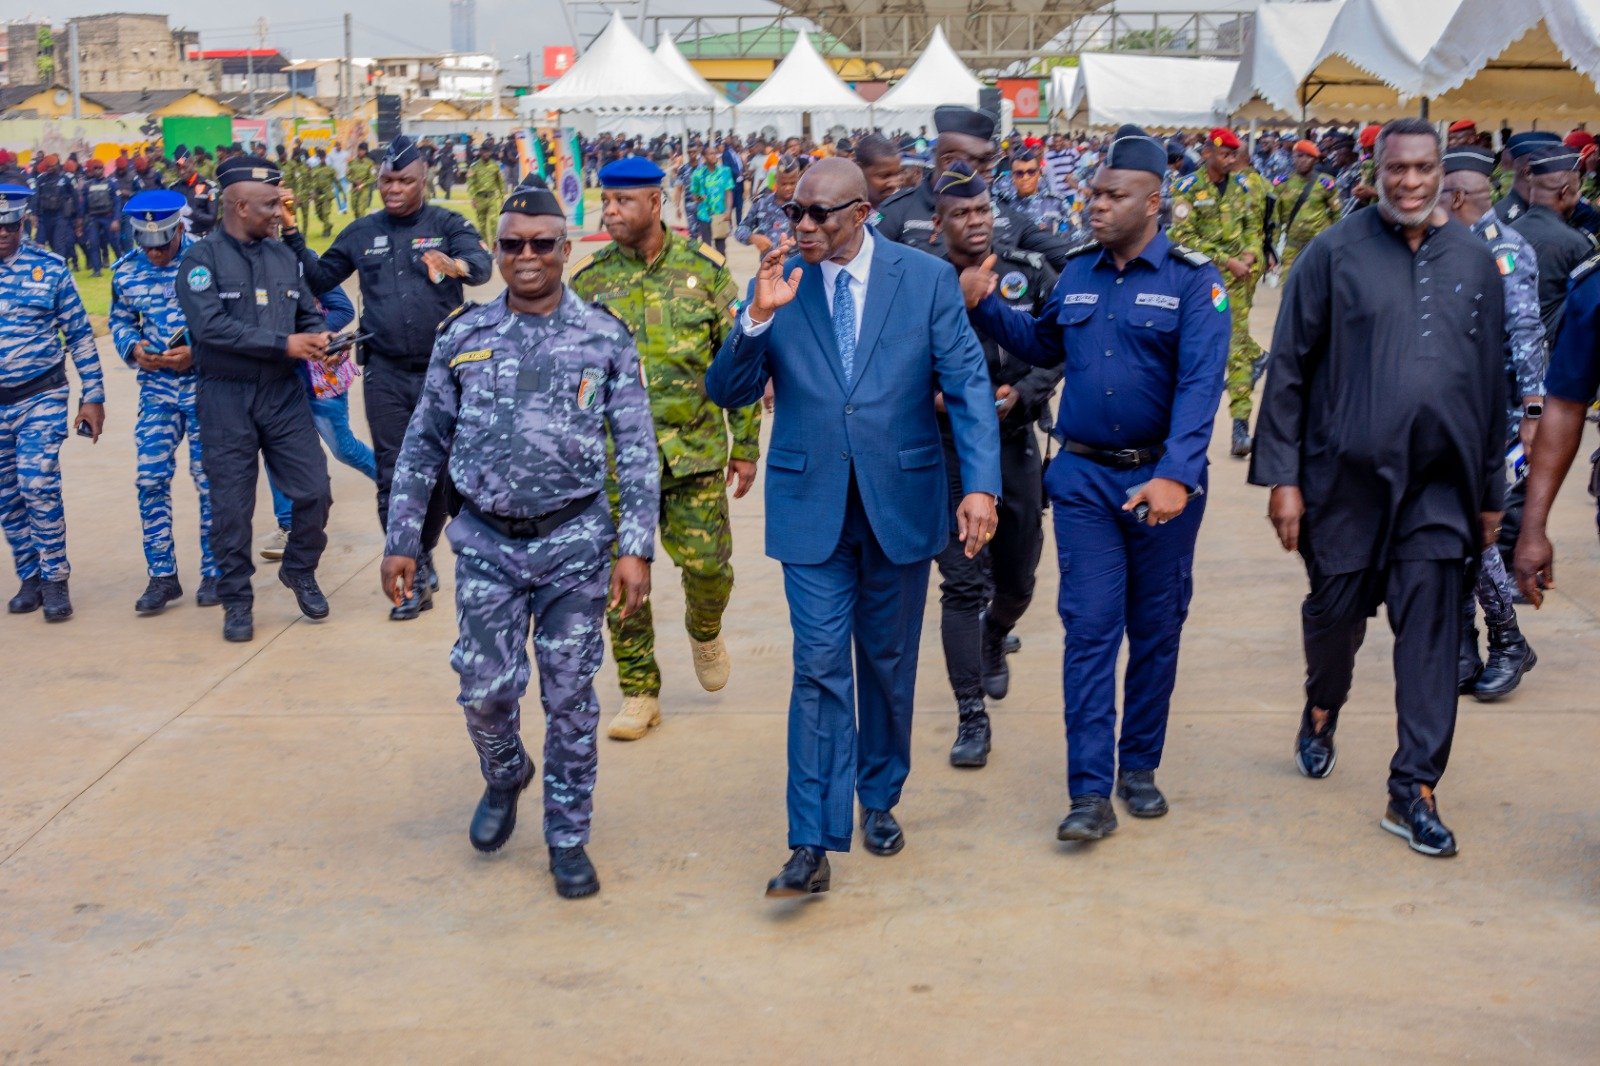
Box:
[6,14,217,94]
[450,0,478,54]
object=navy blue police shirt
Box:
[1547,257,1600,406]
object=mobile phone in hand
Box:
[76,420,94,438]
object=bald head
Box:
[797,157,869,204]
[791,158,872,265]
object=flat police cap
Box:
[216,155,281,188]
[502,184,564,218]
[384,134,421,170]
[123,189,187,247]
[934,105,998,143]
[1507,130,1561,159]
[931,160,987,199]
[0,183,30,225]
[1106,125,1166,176]
[1443,146,1497,177]
[1527,143,1582,175]
[598,156,665,189]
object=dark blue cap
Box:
[598,156,666,188]
[1527,143,1582,175]
[216,155,281,188]
[931,160,988,199]
[1507,130,1561,158]
[934,105,998,143]
[1442,146,1496,177]
[1105,124,1167,176]
[0,183,30,225]
[124,189,187,246]
[384,135,421,171]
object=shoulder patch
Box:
[1174,174,1198,193]
[435,301,478,335]
[693,242,726,268]
[1169,243,1212,268]
[1063,239,1102,260]
[1568,253,1600,285]
[448,348,493,368]
[591,301,635,336]
[1318,175,1336,190]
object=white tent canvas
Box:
[1416,0,1600,123]
[655,33,734,116]
[737,31,870,138]
[1070,53,1237,131]
[1225,0,1347,119]
[1048,66,1079,118]
[1292,0,1461,120]
[873,26,985,131]
[523,12,714,115]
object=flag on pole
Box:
[530,129,549,181]
[557,128,583,227]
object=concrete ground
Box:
[2,231,1598,1063]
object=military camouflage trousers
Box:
[350,187,372,218]
[1278,240,1310,283]
[608,469,733,697]
[446,500,614,847]
[0,386,71,583]
[136,383,218,579]
[474,205,499,243]
[1224,270,1263,421]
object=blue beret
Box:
[1105,124,1167,176]
[124,189,187,246]
[1507,131,1561,158]
[0,183,30,225]
[598,156,665,188]
[932,160,988,199]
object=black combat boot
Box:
[279,570,329,620]
[1458,620,1484,695]
[1057,796,1117,841]
[469,766,533,853]
[8,576,42,614]
[223,604,254,642]
[549,845,600,898]
[949,696,991,768]
[195,576,221,607]
[135,575,183,615]
[389,558,434,621]
[1473,619,1536,701]
[41,579,72,622]
[980,614,1011,700]
[1230,418,1252,458]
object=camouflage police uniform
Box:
[0,240,104,595]
[384,286,660,844]
[734,189,789,249]
[346,152,377,217]
[1271,169,1339,280]
[570,228,760,703]
[466,157,507,242]
[994,179,1073,239]
[1169,168,1264,423]
[108,235,218,584]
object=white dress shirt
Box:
[741,228,874,338]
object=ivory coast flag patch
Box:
[1495,251,1516,276]
[1211,284,1229,312]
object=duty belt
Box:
[0,363,67,407]
[1063,439,1165,470]
[464,492,598,540]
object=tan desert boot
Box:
[607,695,661,741]
[692,635,731,692]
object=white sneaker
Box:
[607,695,661,741]
[691,635,731,692]
[258,527,290,562]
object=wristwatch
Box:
[1524,400,1544,420]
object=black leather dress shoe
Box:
[861,808,904,856]
[1295,705,1338,780]
[389,561,434,621]
[135,575,183,615]
[223,605,254,642]
[1381,791,1458,857]
[41,579,72,622]
[980,615,1011,700]
[279,571,329,619]
[195,576,221,607]
[765,846,830,897]
[8,575,42,614]
[1115,769,1168,818]
[949,696,991,768]
[1003,633,1021,655]
[469,768,534,853]
[1473,622,1536,701]
[549,845,600,898]
[1057,795,1117,841]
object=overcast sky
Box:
[14,0,1266,65]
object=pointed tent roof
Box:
[525,12,713,114]
[1224,0,1348,118]
[737,31,870,115]
[654,33,733,115]
[1414,0,1600,123]
[874,27,984,113]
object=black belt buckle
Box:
[1112,448,1149,467]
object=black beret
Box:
[1105,124,1166,176]
[934,105,998,143]
[502,185,565,218]
[384,135,421,171]
[1442,146,1496,176]
[931,160,988,199]
[1527,143,1581,175]
[216,155,281,188]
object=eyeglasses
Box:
[1011,167,1041,177]
[781,198,862,225]
[496,236,563,256]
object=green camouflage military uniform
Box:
[1170,167,1267,420]
[466,159,506,241]
[1271,170,1340,280]
[570,228,761,698]
[308,162,337,235]
[281,158,312,233]
[196,157,217,182]
[347,154,377,217]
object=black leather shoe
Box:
[1295,705,1338,780]
[980,615,1011,700]
[1115,769,1168,818]
[1003,633,1021,655]
[279,570,329,620]
[389,560,434,621]
[765,846,830,897]
[549,845,600,898]
[469,767,533,853]
[41,579,72,622]
[1057,795,1117,841]
[223,605,254,642]
[195,576,221,607]
[1473,622,1535,702]
[1458,621,1484,695]
[1230,418,1252,458]
[8,575,42,614]
[135,575,183,615]
[1381,791,1458,857]
[949,696,991,768]
[861,808,904,856]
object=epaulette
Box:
[22,240,65,265]
[591,301,635,336]
[1063,239,1102,260]
[1174,174,1198,193]
[435,301,478,335]
[110,248,138,271]
[568,251,600,277]
[1482,220,1501,241]
[693,242,726,269]
[1318,175,1336,190]
[999,248,1046,270]
[880,185,918,209]
[1169,243,1212,268]
[1568,253,1600,286]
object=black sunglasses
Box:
[497,236,563,256]
[781,198,863,225]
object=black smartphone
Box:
[75,419,94,438]
[166,326,190,349]
[325,330,373,356]
[1126,481,1205,524]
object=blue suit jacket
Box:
[706,232,1002,566]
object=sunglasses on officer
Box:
[780,198,863,225]
[496,236,564,256]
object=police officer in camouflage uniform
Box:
[993,147,1072,239]
[0,185,106,622]
[1270,139,1339,282]
[467,143,506,243]
[346,143,377,217]
[1169,127,1264,458]
[735,154,802,254]
[927,163,1060,769]
[570,156,761,741]
[109,190,221,616]
[379,183,659,900]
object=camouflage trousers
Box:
[294,195,312,235]
[136,382,218,579]
[446,500,613,847]
[1278,239,1310,283]
[474,205,499,242]
[0,386,70,583]
[350,186,372,218]
[608,468,733,697]
[1224,270,1263,421]
[313,194,333,235]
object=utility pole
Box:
[68,21,80,119]
[343,12,353,119]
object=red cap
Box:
[0,150,11,165]
[1293,139,1322,159]
[1448,119,1477,134]
[41,153,60,168]
[63,159,79,173]
[1359,123,1382,148]
[1565,130,1595,150]
[1208,127,1242,150]
[1023,136,1042,148]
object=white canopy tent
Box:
[595,33,735,138]
[1068,53,1238,132]
[522,12,716,117]
[1047,66,1079,120]
[736,31,871,139]
[1292,0,1460,121]
[1418,0,1600,125]
[872,26,985,132]
[1224,0,1347,120]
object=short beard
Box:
[1378,182,1441,228]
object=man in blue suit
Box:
[706,159,1002,898]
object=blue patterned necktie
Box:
[831,267,856,384]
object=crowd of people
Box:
[2,104,1598,900]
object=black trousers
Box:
[1302,557,1464,803]
[935,428,1045,699]
[365,357,449,558]
[198,375,330,607]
